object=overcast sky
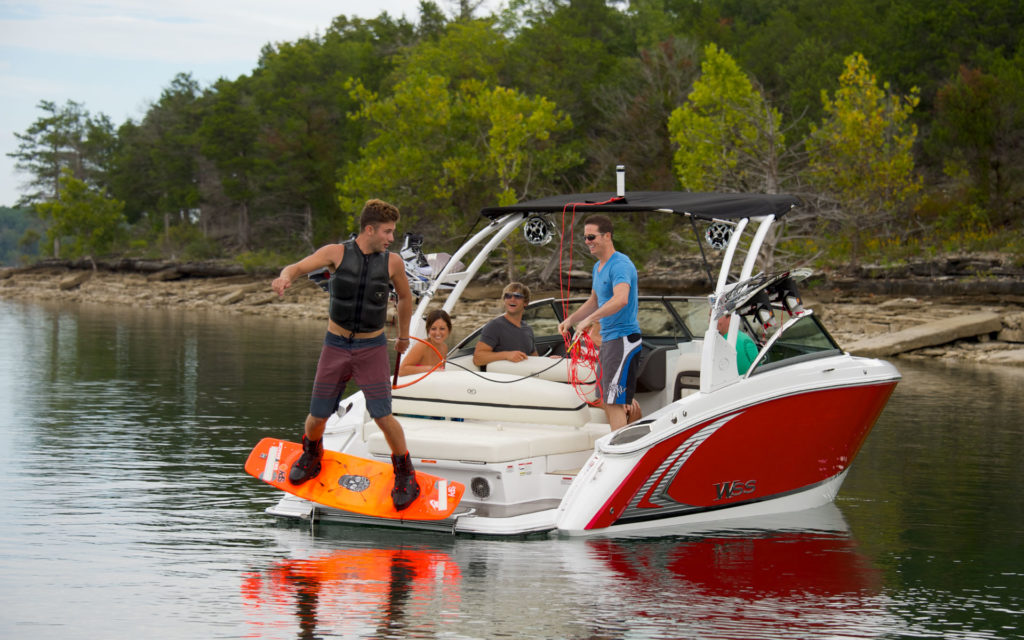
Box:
[0,1,496,207]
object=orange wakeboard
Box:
[245,438,464,521]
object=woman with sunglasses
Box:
[472,282,538,368]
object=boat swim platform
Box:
[269,493,563,535]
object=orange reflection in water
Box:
[241,547,461,639]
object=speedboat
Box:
[264,186,901,536]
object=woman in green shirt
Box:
[717,315,759,375]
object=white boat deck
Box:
[365,416,611,463]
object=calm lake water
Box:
[1,298,1022,640]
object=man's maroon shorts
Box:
[309,332,391,419]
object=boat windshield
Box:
[666,299,711,338]
[450,296,707,357]
[449,298,570,358]
[752,314,842,374]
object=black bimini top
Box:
[480,191,800,221]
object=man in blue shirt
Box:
[557,215,642,430]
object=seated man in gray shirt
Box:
[473,282,538,367]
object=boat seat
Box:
[485,356,595,385]
[636,345,669,393]
[364,417,610,462]
[672,340,703,400]
[392,369,591,426]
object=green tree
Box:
[416,1,448,39]
[108,119,156,226]
[338,71,454,230]
[340,69,579,235]
[8,100,116,206]
[35,168,127,259]
[110,73,203,252]
[152,74,203,230]
[666,0,1022,141]
[931,52,1024,227]
[250,14,416,249]
[199,76,261,249]
[396,17,505,86]
[339,19,580,238]
[502,0,634,153]
[876,0,1023,110]
[590,37,701,191]
[626,0,674,51]
[806,52,921,256]
[668,43,812,269]
[668,43,788,194]
[451,80,580,207]
[0,207,43,265]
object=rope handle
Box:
[564,328,602,406]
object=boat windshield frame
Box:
[748,311,843,375]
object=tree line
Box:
[6,0,1022,272]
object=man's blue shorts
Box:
[600,333,642,405]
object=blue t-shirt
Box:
[592,251,641,340]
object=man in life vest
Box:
[271,199,418,510]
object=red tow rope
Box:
[392,336,446,390]
[565,329,602,405]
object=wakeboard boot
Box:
[391,452,420,511]
[289,435,323,485]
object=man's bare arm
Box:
[272,244,343,296]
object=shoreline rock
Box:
[2,263,1022,367]
[845,312,1004,357]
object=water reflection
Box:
[580,524,889,638]
[243,546,459,639]
[576,506,894,640]
[242,506,897,639]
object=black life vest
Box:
[329,239,390,333]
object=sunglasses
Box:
[503,292,525,300]
[584,233,603,241]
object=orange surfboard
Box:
[245,438,464,521]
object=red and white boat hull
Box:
[556,358,899,535]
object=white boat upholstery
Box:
[364,417,610,462]
[392,369,591,426]
[672,339,703,400]
[485,356,597,386]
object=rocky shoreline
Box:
[2,259,1023,367]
